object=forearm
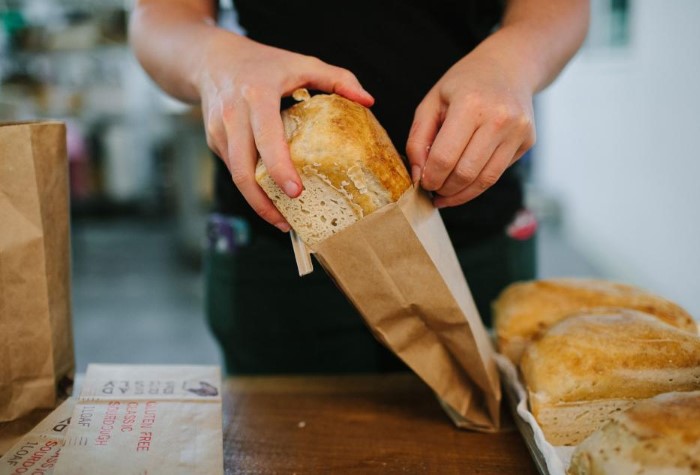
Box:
[476,0,590,94]
[129,0,239,103]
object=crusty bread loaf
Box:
[520,310,700,446]
[567,391,700,475]
[494,278,697,363]
[255,90,411,246]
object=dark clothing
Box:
[215,0,524,248]
[206,0,535,375]
[205,225,535,374]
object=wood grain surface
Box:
[223,373,537,474]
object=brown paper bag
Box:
[0,121,74,422]
[311,186,501,431]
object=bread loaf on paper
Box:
[493,278,697,363]
[520,310,700,446]
[568,391,700,475]
[255,90,411,246]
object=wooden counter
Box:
[223,373,537,474]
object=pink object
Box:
[506,209,538,240]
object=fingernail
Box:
[275,222,291,232]
[411,165,422,184]
[283,180,301,197]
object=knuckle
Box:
[406,136,427,155]
[240,83,262,102]
[205,136,219,154]
[205,104,223,128]
[493,107,515,129]
[297,57,324,82]
[414,100,430,117]
[229,166,251,186]
[518,114,533,131]
[254,123,275,142]
[526,129,537,149]
[415,94,441,119]
[338,68,357,83]
[422,179,439,191]
[454,165,479,184]
[263,159,287,179]
[204,120,220,142]
[257,135,287,161]
[220,106,236,124]
[303,55,324,68]
[478,171,500,188]
[464,93,483,110]
[523,136,536,151]
[205,125,226,155]
[428,149,454,171]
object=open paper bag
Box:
[297,186,501,431]
[0,122,74,423]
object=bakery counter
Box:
[223,373,537,474]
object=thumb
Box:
[301,57,374,107]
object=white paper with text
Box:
[54,365,223,475]
[0,398,75,475]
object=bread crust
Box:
[520,310,700,445]
[494,278,697,363]
[568,391,700,474]
[255,92,411,245]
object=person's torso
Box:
[215,0,523,246]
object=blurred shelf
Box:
[12,43,127,58]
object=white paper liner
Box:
[494,354,577,475]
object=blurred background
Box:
[0,0,697,373]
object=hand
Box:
[406,46,536,208]
[197,32,373,231]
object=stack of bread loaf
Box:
[494,278,700,473]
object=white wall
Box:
[535,0,700,317]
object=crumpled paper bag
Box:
[0,121,74,422]
[309,186,501,431]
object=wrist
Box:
[479,0,590,93]
[188,25,231,100]
[192,27,265,101]
[470,25,545,94]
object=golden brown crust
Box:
[361,105,411,202]
[521,310,700,405]
[568,392,700,475]
[255,92,411,245]
[494,278,697,363]
[623,392,700,441]
[274,92,409,214]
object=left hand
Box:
[406,48,536,208]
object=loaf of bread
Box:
[568,391,700,475]
[520,309,700,446]
[494,278,697,363]
[255,90,411,246]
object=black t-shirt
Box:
[215,0,523,247]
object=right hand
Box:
[197,31,374,232]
